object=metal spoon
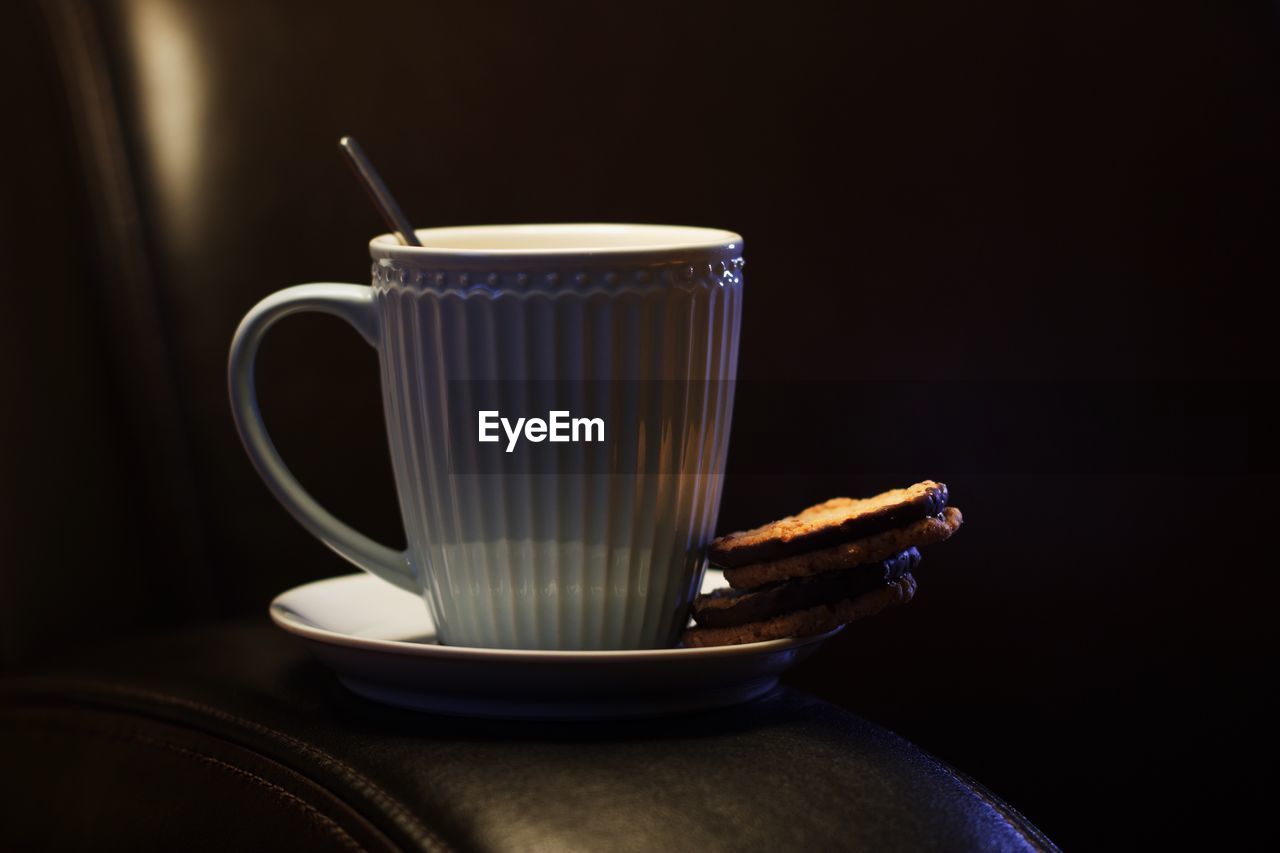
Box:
[338,136,422,247]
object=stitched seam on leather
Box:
[1,680,450,853]
[791,693,1057,850]
[0,714,368,853]
[113,730,370,853]
[925,756,1058,852]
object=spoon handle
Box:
[338,136,422,247]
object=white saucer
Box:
[269,570,838,720]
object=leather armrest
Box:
[0,623,1055,851]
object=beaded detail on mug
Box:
[370,257,745,296]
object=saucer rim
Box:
[270,573,840,662]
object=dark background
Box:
[3,0,1277,848]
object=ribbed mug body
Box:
[372,247,743,649]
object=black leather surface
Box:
[0,623,1054,852]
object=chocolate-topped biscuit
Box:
[724,507,961,590]
[693,548,920,628]
[682,574,917,648]
[708,481,948,568]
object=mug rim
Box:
[368,222,742,265]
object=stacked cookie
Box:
[682,481,962,647]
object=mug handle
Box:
[227,283,416,593]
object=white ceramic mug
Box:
[229,223,743,650]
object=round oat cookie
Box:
[724,507,962,590]
[692,548,920,628]
[708,481,948,568]
[681,574,917,648]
